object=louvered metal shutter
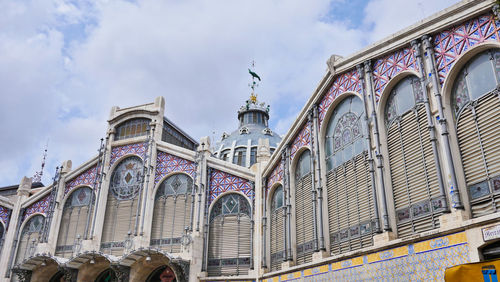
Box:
[457,92,500,217]
[151,194,192,253]
[15,232,41,265]
[295,174,314,265]
[55,205,92,258]
[270,207,285,271]
[208,214,251,276]
[101,195,139,255]
[327,152,374,255]
[388,105,441,238]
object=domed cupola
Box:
[215,66,281,167]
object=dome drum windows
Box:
[452,49,500,218]
[324,96,375,255]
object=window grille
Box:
[55,187,93,258]
[453,49,500,217]
[115,118,149,141]
[101,156,143,255]
[15,215,45,265]
[385,76,444,237]
[324,96,375,255]
[295,150,314,265]
[151,174,193,253]
[208,193,252,276]
[270,185,285,271]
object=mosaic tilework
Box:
[154,151,196,184]
[318,68,362,127]
[290,122,311,161]
[0,205,12,229]
[209,169,253,204]
[109,143,147,167]
[372,47,418,102]
[23,193,52,221]
[263,232,470,282]
[64,164,98,196]
[433,12,500,84]
[266,161,284,192]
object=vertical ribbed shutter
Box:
[208,214,251,276]
[55,205,92,258]
[327,152,374,255]
[388,105,441,238]
[101,196,139,255]
[295,174,313,265]
[15,231,42,265]
[457,92,500,217]
[270,207,285,271]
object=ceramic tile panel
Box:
[209,169,253,204]
[154,151,196,184]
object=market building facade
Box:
[1,0,500,281]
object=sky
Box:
[0,0,460,186]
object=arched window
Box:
[452,49,500,217]
[15,215,45,265]
[115,118,150,141]
[96,269,117,282]
[101,156,143,255]
[151,174,193,253]
[385,75,444,237]
[250,147,258,166]
[56,187,93,258]
[294,150,314,265]
[208,193,251,276]
[324,95,375,255]
[270,185,285,271]
[0,221,5,253]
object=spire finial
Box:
[248,61,261,104]
[32,140,48,183]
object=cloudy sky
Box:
[0,0,460,186]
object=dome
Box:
[215,94,281,167]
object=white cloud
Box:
[0,0,460,186]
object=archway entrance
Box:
[146,265,176,282]
[95,268,117,282]
[49,271,64,282]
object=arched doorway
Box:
[146,265,176,282]
[49,271,64,282]
[95,268,116,282]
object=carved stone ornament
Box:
[110,264,130,282]
[239,127,249,135]
[12,268,32,282]
[326,54,343,75]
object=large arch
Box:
[55,186,94,258]
[290,148,314,265]
[378,71,447,237]
[207,192,252,277]
[14,214,46,267]
[150,172,194,253]
[101,155,144,256]
[268,183,285,271]
[322,94,376,255]
[442,45,500,218]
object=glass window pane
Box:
[395,78,414,116]
[467,52,497,100]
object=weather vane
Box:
[248,60,261,103]
[32,140,48,183]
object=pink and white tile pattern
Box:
[0,205,12,229]
[290,121,311,161]
[433,12,500,84]
[154,151,196,184]
[64,164,98,195]
[110,143,147,166]
[209,169,253,204]
[23,193,52,221]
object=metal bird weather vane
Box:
[248,61,261,103]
